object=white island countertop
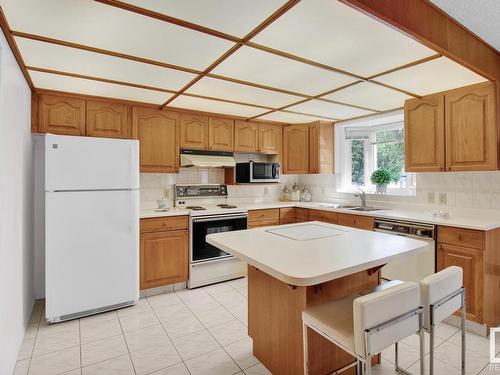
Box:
[206,221,428,286]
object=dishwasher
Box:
[374,218,436,282]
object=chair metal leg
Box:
[365,357,372,375]
[419,313,425,375]
[356,359,361,375]
[302,322,309,375]
[429,323,435,375]
[461,292,467,375]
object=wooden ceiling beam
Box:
[0,7,34,89]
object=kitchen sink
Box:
[349,207,385,212]
[317,203,358,209]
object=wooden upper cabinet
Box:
[283,124,309,174]
[404,94,445,172]
[132,107,179,173]
[38,94,85,135]
[234,121,258,152]
[258,123,282,154]
[86,100,131,139]
[309,121,334,174]
[209,117,234,151]
[180,113,209,150]
[445,82,496,171]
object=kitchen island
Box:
[207,221,427,375]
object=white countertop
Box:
[140,201,500,230]
[206,221,428,286]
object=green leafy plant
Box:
[370,168,392,185]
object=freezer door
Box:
[45,190,139,322]
[45,134,139,191]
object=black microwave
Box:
[235,161,280,183]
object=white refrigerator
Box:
[35,134,139,323]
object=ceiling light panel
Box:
[186,77,303,108]
[322,82,411,111]
[29,70,171,105]
[121,0,288,38]
[212,46,357,95]
[257,111,334,123]
[287,100,374,120]
[16,37,196,91]
[374,57,487,96]
[2,0,233,71]
[251,0,436,77]
[169,95,265,118]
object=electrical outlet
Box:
[427,192,435,204]
[439,192,447,205]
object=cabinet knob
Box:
[458,235,463,241]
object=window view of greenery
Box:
[351,139,364,186]
[375,128,404,185]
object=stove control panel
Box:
[175,184,228,198]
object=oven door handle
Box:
[192,214,248,223]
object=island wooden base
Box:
[248,266,380,375]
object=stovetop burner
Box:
[185,206,206,211]
[217,204,238,209]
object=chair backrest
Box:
[419,266,463,330]
[353,282,421,357]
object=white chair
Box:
[419,266,465,375]
[302,282,425,375]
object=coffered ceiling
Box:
[0,0,488,123]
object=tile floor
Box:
[14,277,499,375]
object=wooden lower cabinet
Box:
[248,209,280,228]
[140,216,189,290]
[337,213,374,230]
[309,209,338,224]
[437,243,483,322]
[279,207,309,224]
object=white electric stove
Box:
[174,184,247,288]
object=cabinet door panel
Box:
[140,230,188,289]
[437,243,483,322]
[445,83,496,171]
[86,100,131,138]
[404,94,445,172]
[39,95,85,135]
[180,113,209,149]
[283,125,309,174]
[259,123,282,154]
[337,213,373,230]
[209,117,234,151]
[234,121,258,152]
[132,108,179,173]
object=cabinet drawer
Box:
[279,208,309,224]
[140,216,189,233]
[249,209,280,223]
[438,226,484,250]
[309,209,338,224]
[248,218,280,229]
[338,213,374,231]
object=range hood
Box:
[180,149,236,168]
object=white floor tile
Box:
[18,339,36,360]
[434,341,490,374]
[37,320,79,339]
[81,335,128,367]
[81,354,134,375]
[196,306,236,328]
[79,311,118,327]
[381,342,422,369]
[80,318,122,344]
[161,315,205,339]
[28,346,80,375]
[244,363,272,375]
[147,292,182,309]
[118,309,159,332]
[33,330,80,357]
[184,348,240,375]
[149,362,190,375]
[224,337,259,370]
[447,330,491,354]
[209,319,248,346]
[401,332,445,354]
[435,322,461,340]
[171,329,220,360]
[117,299,152,318]
[123,323,170,352]
[154,303,194,322]
[13,359,30,375]
[129,340,182,375]
[25,324,40,340]
[407,355,461,375]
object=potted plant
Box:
[370,168,392,194]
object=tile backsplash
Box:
[298,171,500,211]
[140,168,298,210]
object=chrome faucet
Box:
[354,187,367,208]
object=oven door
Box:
[191,214,248,263]
[250,162,280,182]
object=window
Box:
[337,112,415,195]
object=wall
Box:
[299,171,500,211]
[140,169,297,210]
[0,32,34,375]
